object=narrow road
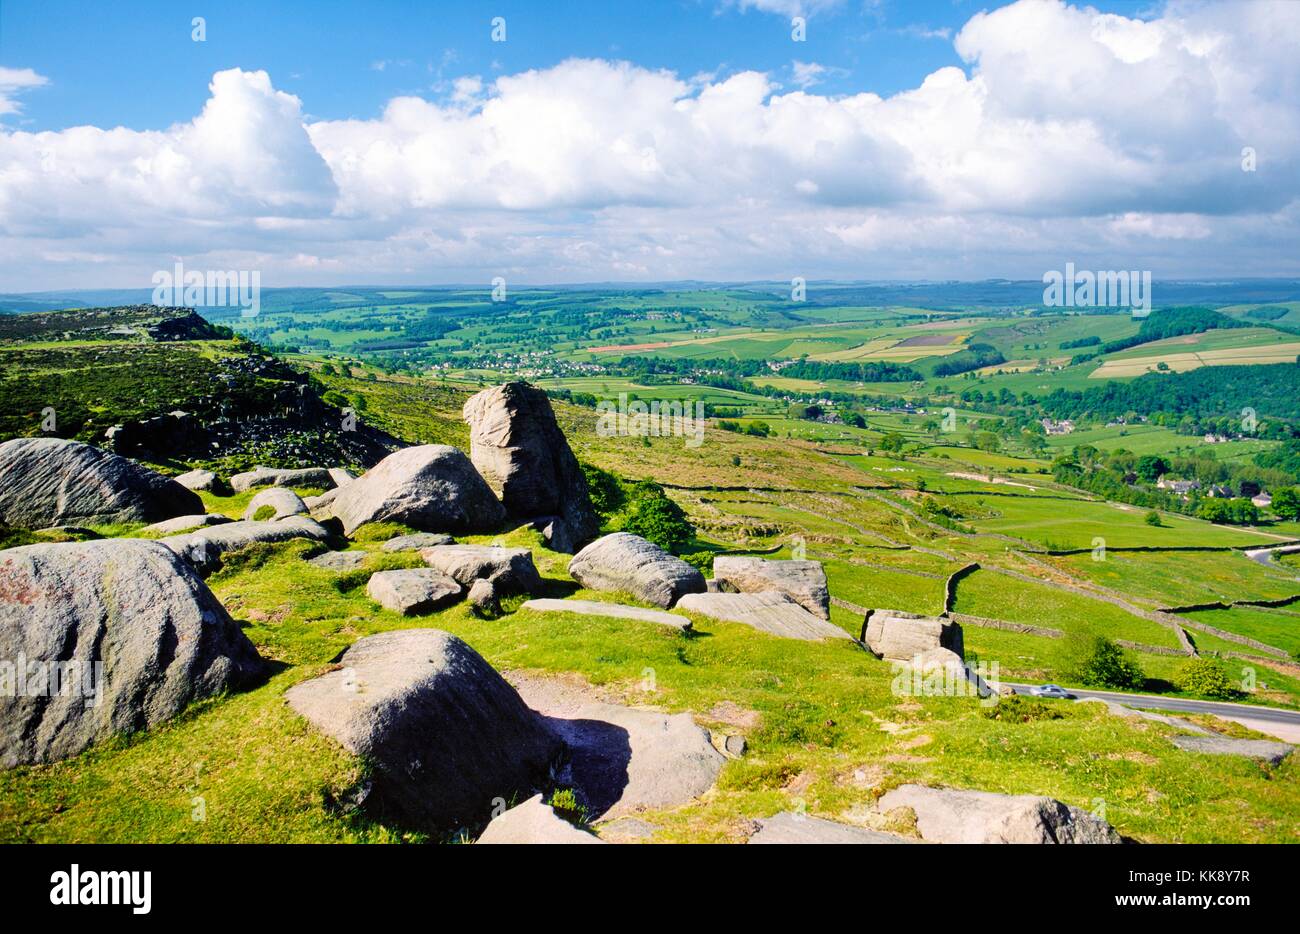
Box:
[1244,543,1300,567]
[1005,682,1300,729]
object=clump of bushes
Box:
[982,694,1066,723]
[1066,633,1145,690]
[1176,657,1240,700]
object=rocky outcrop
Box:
[229,466,339,492]
[875,784,1120,844]
[748,813,916,844]
[463,382,599,552]
[521,598,692,632]
[675,591,852,641]
[285,629,560,830]
[712,557,830,619]
[160,516,331,573]
[567,533,705,608]
[0,438,202,528]
[173,468,221,492]
[329,445,505,536]
[0,539,265,767]
[366,568,463,615]
[105,410,207,459]
[242,487,308,522]
[476,795,604,845]
[380,532,455,552]
[863,610,964,661]
[420,544,542,595]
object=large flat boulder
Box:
[0,539,265,767]
[160,516,331,573]
[864,610,964,661]
[712,557,830,619]
[140,513,232,537]
[463,382,599,551]
[286,630,560,830]
[675,591,853,641]
[421,544,542,595]
[876,784,1120,844]
[511,673,724,821]
[229,466,338,492]
[749,812,916,844]
[521,598,692,632]
[173,468,220,492]
[366,568,463,615]
[242,487,308,521]
[476,795,604,845]
[567,533,705,609]
[1171,734,1293,764]
[0,437,202,528]
[381,532,455,552]
[329,445,505,536]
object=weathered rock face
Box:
[160,516,331,574]
[174,468,220,492]
[462,383,599,552]
[864,610,964,662]
[748,813,916,845]
[675,591,852,641]
[242,487,308,522]
[0,539,265,767]
[521,598,692,632]
[0,438,202,528]
[476,795,604,845]
[380,532,455,552]
[421,544,542,595]
[329,445,505,536]
[229,466,338,493]
[366,568,463,615]
[567,533,705,608]
[876,784,1121,844]
[285,629,560,830]
[712,557,830,619]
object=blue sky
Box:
[4,0,1158,131]
[0,0,1297,290]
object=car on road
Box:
[1028,684,1074,700]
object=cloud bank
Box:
[1,0,1298,289]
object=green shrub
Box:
[1066,633,1145,689]
[622,481,694,554]
[581,462,625,518]
[1176,657,1240,699]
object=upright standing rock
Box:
[0,437,202,528]
[463,383,599,552]
[0,539,265,767]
